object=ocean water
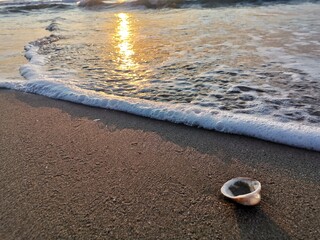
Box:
[0,0,319,151]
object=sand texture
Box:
[0,90,319,239]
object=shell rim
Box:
[220,177,261,199]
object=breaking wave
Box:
[1,0,319,12]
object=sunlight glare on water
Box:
[115,13,137,72]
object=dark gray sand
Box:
[1,89,319,239]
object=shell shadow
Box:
[233,204,291,240]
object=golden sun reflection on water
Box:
[115,13,137,72]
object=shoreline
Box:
[1,89,319,239]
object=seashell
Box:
[221,177,261,206]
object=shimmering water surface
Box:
[39,4,320,124]
[0,0,320,150]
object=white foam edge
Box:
[0,79,320,152]
[24,44,46,65]
[2,40,319,152]
[20,44,47,80]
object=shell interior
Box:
[222,178,260,198]
[228,181,252,196]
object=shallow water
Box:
[0,0,320,150]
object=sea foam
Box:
[1,3,320,152]
[1,39,320,152]
[1,77,320,151]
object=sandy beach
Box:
[0,89,319,239]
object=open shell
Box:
[221,177,261,206]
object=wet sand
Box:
[0,89,319,239]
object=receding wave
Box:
[1,0,320,152]
[2,30,320,151]
[1,78,320,151]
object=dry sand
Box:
[0,89,319,239]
